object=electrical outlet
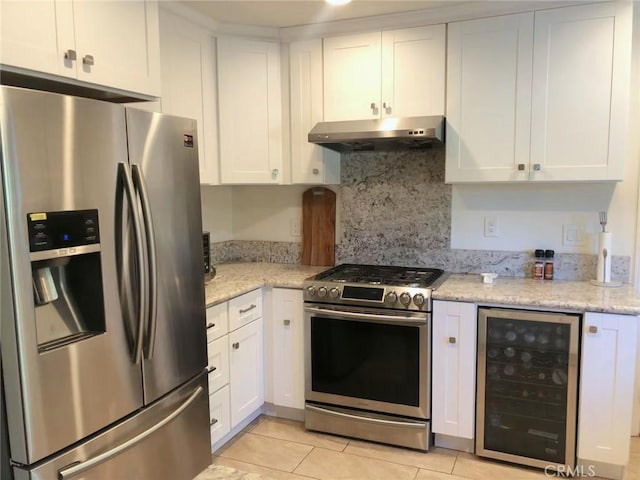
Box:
[563,224,586,246]
[484,216,499,237]
[290,218,301,237]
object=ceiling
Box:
[180,1,467,28]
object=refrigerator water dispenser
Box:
[28,210,106,350]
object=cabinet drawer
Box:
[209,385,231,448]
[207,336,229,393]
[206,302,228,342]
[228,289,262,331]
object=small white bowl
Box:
[481,273,498,284]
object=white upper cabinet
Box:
[0,0,160,98]
[323,25,445,122]
[217,36,283,184]
[446,13,534,183]
[158,9,218,185]
[380,25,445,119]
[289,39,340,185]
[530,2,631,182]
[446,2,632,183]
[323,31,381,122]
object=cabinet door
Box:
[229,318,264,428]
[0,0,73,78]
[218,37,282,184]
[432,301,477,439]
[578,312,638,466]
[323,32,381,121]
[381,24,445,118]
[207,336,230,394]
[530,2,631,181]
[446,13,533,183]
[209,385,231,448]
[73,0,160,96]
[289,39,340,185]
[158,9,218,185]
[271,289,304,409]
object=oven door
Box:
[304,303,430,419]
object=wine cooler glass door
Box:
[476,308,580,470]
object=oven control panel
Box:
[304,283,432,311]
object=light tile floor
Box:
[207,416,640,480]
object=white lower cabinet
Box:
[229,317,264,428]
[209,385,231,445]
[271,289,305,409]
[206,291,265,450]
[578,312,639,473]
[432,300,477,444]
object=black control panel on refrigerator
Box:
[27,210,100,252]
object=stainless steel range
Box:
[303,264,448,451]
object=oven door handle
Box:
[306,404,427,429]
[304,306,427,325]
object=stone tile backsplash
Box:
[210,148,630,282]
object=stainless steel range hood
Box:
[308,116,444,153]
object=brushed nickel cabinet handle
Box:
[448,336,456,344]
[239,304,256,314]
[232,342,240,350]
[210,418,218,426]
[533,163,541,171]
[588,325,598,334]
[64,49,77,61]
[206,366,217,374]
[83,54,94,66]
[206,322,216,329]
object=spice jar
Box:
[544,250,555,280]
[534,250,545,279]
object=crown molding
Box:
[278,1,597,41]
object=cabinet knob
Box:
[232,342,240,350]
[206,322,216,329]
[206,366,217,374]
[517,164,526,171]
[533,163,541,171]
[210,418,218,426]
[312,168,320,175]
[370,102,377,110]
[383,102,391,113]
[272,168,279,179]
[448,336,457,344]
[588,325,598,334]
[283,319,291,326]
[82,54,95,66]
[64,49,77,61]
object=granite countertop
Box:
[204,264,640,315]
[204,263,327,306]
[434,273,640,315]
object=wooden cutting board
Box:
[302,187,336,266]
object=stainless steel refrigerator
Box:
[0,86,210,480]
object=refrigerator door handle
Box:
[119,162,146,364]
[132,163,158,360]
[57,385,204,479]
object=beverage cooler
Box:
[476,307,580,471]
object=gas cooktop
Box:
[304,264,448,311]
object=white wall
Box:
[231,186,306,242]
[200,185,233,242]
[450,181,636,256]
